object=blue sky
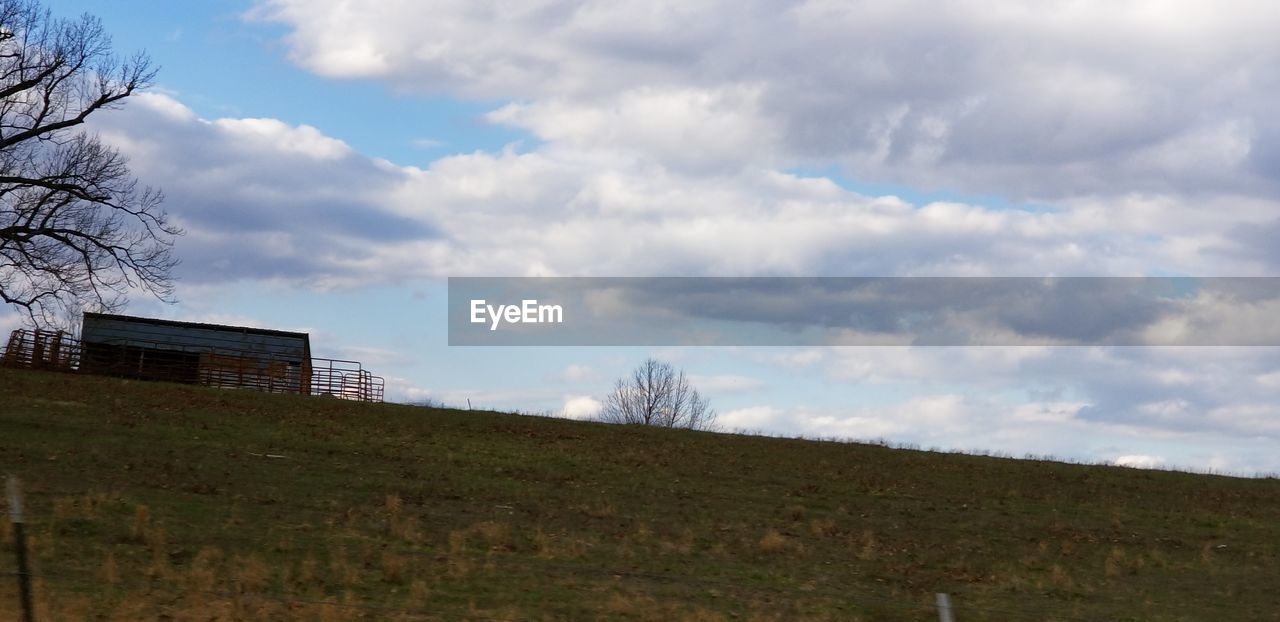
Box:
[45,0,526,163]
[11,0,1280,474]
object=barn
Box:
[79,313,313,394]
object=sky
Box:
[11,0,1280,474]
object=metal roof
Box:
[82,313,309,340]
[81,313,311,362]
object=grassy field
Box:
[1,366,1278,620]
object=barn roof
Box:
[81,312,311,362]
[82,312,309,340]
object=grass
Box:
[1,366,1278,620]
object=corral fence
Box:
[1,329,78,372]
[0,329,384,403]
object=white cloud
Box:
[421,386,579,413]
[1138,289,1280,346]
[211,118,352,160]
[382,377,435,404]
[1114,455,1167,469]
[562,395,602,420]
[559,364,596,382]
[134,92,196,122]
[778,394,981,442]
[1256,370,1280,389]
[86,94,433,287]
[253,0,1280,199]
[722,344,1280,466]
[320,345,416,369]
[87,91,1280,292]
[719,405,784,431]
[488,84,780,173]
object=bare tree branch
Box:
[599,358,717,431]
[0,0,177,329]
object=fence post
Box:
[8,476,35,622]
[935,592,954,622]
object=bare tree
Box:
[599,358,717,431]
[0,0,179,328]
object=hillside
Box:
[1,367,1278,621]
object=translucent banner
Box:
[448,277,1280,346]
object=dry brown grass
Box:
[786,504,807,521]
[51,496,76,521]
[1201,541,1221,566]
[129,504,150,542]
[80,491,114,520]
[856,528,877,560]
[380,494,423,542]
[7,541,407,621]
[407,578,431,608]
[659,527,696,555]
[328,548,359,588]
[446,529,472,577]
[97,551,119,585]
[233,554,272,593]
[145,525,170,579]
[533,524,594,560]
[186,546,223,594]
[603,590,657,616]
[443,519,520,577]
[633,521,653,543]
[532,524,555,559]
[1050,563,1074,589]
[809,517,838,537]
[296,556,319,588]
[389,514,421,544]
[380,550,409,583]
[758,529,789,554]
[473,520,512,550]
[602,590,731,622]
[573,501,617,519]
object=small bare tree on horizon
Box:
[0,0,180,329]
[599,358,717,431]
